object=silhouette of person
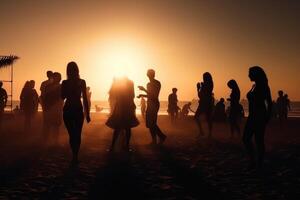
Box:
[194,72,214,137]
[276,90,285,127]
[213,98,226,122]
[40,71,53,130]
[61,62,90,165]
[227,79,242,138]
[47,72,63,143]
[106,77,139,151]
[180,102,192,118]
[0,81,8,129]
[243,66,272,170]
[20,80,39,131]
[140,97,146,119]
[86,86,92,113]
[138,69,167,145]
[167,88,180,123]
[284,94,291,119]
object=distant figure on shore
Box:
[284,94,291,119]
[138,69,167,145]
[243,66,272,170]
[86,86,92,113]
[20,80,39,131]
[140,97,146,119]
[167,88,180,123]
[106,77,139,151]
[0,81,8,129]
[13,105,20,114]
[61,62,90,165]
[95,105,103,113]
[276,90,285,127]
[194,72,214,138]
[227,79,242,138]
[47,72,63,143]
[180,102,193,118]
[213,98,226,122]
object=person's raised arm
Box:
[81,80,91,123]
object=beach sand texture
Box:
[0,113,299,199]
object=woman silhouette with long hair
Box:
[20,80,39,131]
[106,77,139,151]
[227,79,241,138]
[61,62,90,165]
[194,72,214,137]
[243,66,272,169]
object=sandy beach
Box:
[0,113,299,199]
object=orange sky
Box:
[1,0,299,101]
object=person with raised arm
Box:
[137,69,166,145]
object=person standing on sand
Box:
[47,72,63,144]
[276,90,286,128]
[137,69,167,145]
[61,62,90,165]
[0,81,8,130]
[40,71,53,135]
[243,66,272,170]
[194,72,214,138]
[20,80,39,131]
[168,88,180,123]
[227,79,242,138]
[106,77,139,151]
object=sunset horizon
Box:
[1,0,299,101]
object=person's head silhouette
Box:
[53,72,61,83]
[0,81,3,88]
[147,69,155,80]
[248,66,268,85]
[220,98,225,103]
[47,71,53,79]
[203,72,213,83]
[172,88,177,94]
[227,79,238,90]
[29,80,35,89]
[67,61,79,80]
[278,90,284,97]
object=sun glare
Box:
[85,39,151,99]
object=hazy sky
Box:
[1,0,299,101]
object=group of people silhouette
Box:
[0,62,291,170]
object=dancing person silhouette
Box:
[137,69,166,145]
[20,80,39,131]
[106,77,139,152]
[0,81,8,130]
[227,79,241,138]
[61,62,90,165]
[168,88,180,123]
[243,66,272,170]
[194,72,214,138]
